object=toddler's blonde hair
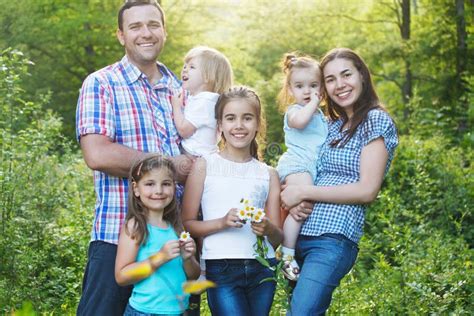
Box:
[277,52,321,113]
[184,46,233,94]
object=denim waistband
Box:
[300,233,358,248]
[205,258,277,265]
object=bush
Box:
[0,49,93,314]
[328,135,473,314]
[331,229,472,314]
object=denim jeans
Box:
[288,234,359,315]
[206,258,277,316]
[77,241,133,316]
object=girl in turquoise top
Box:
[276,53,328,281]
[115,155,200,315]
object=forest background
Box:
[0,0,472,314]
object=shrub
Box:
[0,49,93,314]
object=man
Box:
[76,1,191,314]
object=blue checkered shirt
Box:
[300,109,398,243]
[76,55,182,244]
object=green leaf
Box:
[255,255,271,268]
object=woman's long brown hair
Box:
[321,48,386,147]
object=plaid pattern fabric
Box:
[300,109,398,243]
[76,56,182,244]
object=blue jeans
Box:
[288,234,359,315]
[77,241,133,316]
[206,258,277,316]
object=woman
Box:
[281,48,398,315]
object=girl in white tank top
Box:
[181,87,283,316]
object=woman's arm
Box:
[251,168,283,248]
[181,158,243,238]
[281,138,389,209]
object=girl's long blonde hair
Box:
[125,154,182,245]
[277,52,321,113]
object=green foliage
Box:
[0,0,213,139]
[370,135,473,245]
[0,49,93,314]
[0,0,472,314]
[327,134,473,314]
[331,230,472,315]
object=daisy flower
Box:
[251,208,265,223]
[179,231,191,242]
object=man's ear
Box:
[117,29,125,46]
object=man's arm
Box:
[80,134,193,182]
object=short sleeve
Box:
[184,93,218,129]
[361,109,398,157]
[283,104,302,130]
[75,75,115,142]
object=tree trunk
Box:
[401,0,412,121]
[455,0,468,133]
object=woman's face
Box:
[323,58,363,117]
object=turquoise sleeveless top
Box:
[129,223,188,314]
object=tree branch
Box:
[373,72,402,89]
[316,13,398,25]
[28,44,85,80]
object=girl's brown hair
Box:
[125,154,182,245]
[320,47,386,147]
[277,52,321,113]
[215,86,267,160]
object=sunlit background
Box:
[0,0,472,314]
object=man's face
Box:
[117,5,166,67]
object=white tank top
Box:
[201,153,276,259]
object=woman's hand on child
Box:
[289,201,314,222]
[180,238,196,260]
[222,208,244,229]
[280,184,305,209]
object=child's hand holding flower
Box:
[250,208,273,237]
[222,208,244,229]
[151,240,180,269]
[179,231,195,260]
[239,199,270,262]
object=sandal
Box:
[281,257,300,281]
